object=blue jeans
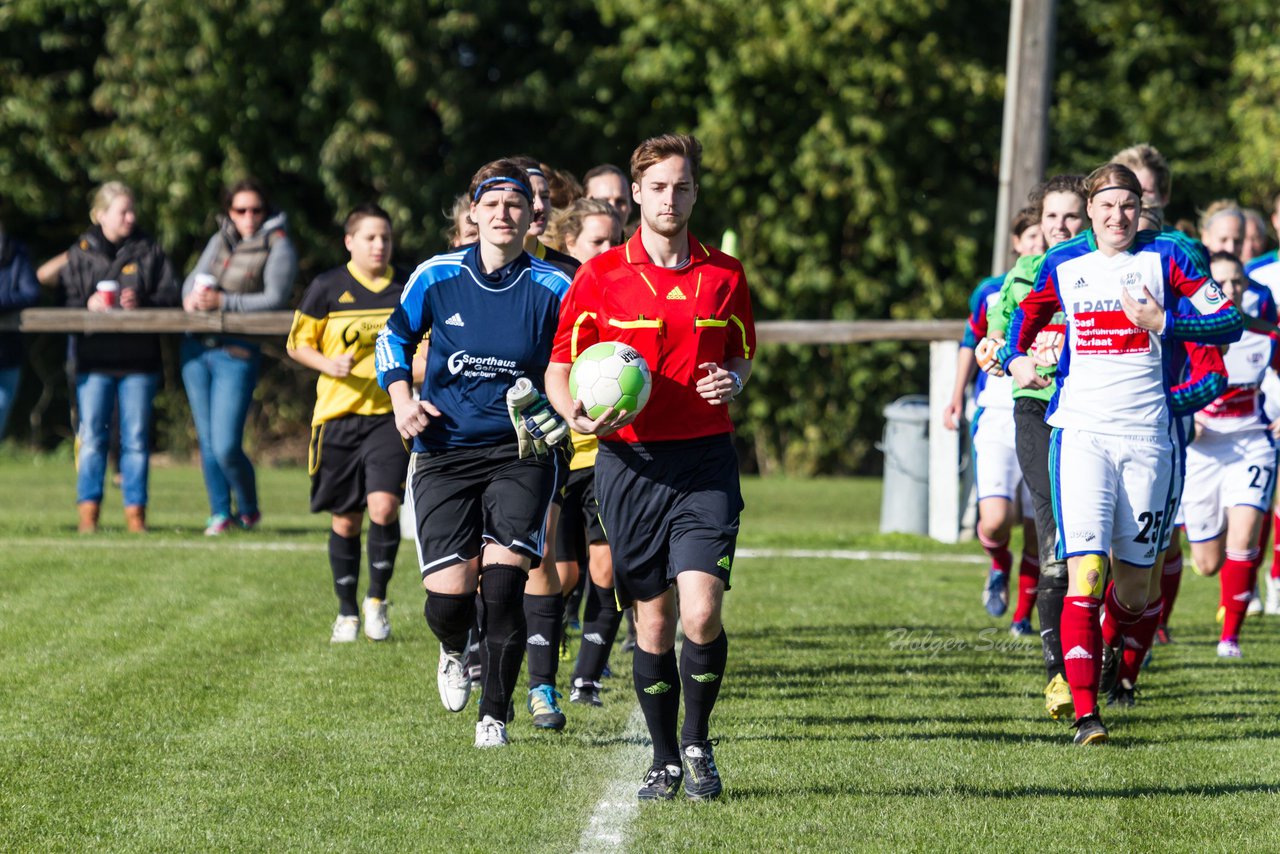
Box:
[76,372,159,506]
[181,338,260,519]
[0,366,19,439]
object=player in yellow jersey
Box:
[286,204,410,643]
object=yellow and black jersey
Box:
[287,262,408,425]
[568,431,598,470]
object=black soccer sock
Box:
[329,531,361,617]
[424,592,475,654]
[365,521,400,601]
[1037,569,1068,681]
[565,570,587,625]
[680,630,728,746]
[524,592,563,688]
[573,583,623,684]
[633,646,681,766]
[480,565,527,723]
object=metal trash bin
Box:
[879,394,930,535]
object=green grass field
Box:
[1,456,1278,852]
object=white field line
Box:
[3,538,988,564]
[573,704,649,854]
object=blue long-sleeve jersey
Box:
[375,246,571,451]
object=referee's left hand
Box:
[697,362,740,405]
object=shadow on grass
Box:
[724,781,1280,801]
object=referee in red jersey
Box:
[546,133,755,801]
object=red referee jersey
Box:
[551,228,756,443]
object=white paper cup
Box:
[96,280,120,309]
[194,273,218,291]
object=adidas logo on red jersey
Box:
[1064,645,1093,660]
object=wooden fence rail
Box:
[0,310,967,343]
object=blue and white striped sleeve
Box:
[376,268,432,391]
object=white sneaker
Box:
[437,643,472,712]
[1266,575,1280,616]
[475,714,509,748]
[1216,639,1242,659]
[1246,583,1264,616]
[362,597,391,641]
[330,615,359,644]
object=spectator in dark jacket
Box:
[0,223,41,440]
[59,181,179,533]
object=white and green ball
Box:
[569,342,652,419]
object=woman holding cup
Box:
[58,180,179,533]
[181,179,297,535]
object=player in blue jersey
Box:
[943,207,1044,630]
[375,159,573,748]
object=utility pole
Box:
[992,0,1058,274]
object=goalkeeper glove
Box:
[975,337,1006,377]
[506,378,567,459]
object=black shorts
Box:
[408,442,560,577]
[555,466,606,563]
[551,444,571,506]
[594,433,743,607]
[309,413,410,514]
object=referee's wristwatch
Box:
[727,370,744,400]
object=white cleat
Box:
[437,643,472,712]
[330,615,359,644]
[1266,575,1280,616]
[362,597,391,641]
[1246,584,1263,616]
[1216,639,1243,659]
[474,714,509,748]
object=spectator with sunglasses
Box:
[181,178,297,535]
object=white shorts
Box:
[1178,427,1277,543]
[972,406,1032,516]
[1050,427,1178,567]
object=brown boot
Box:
[124,505,147,534]
[78,501,100,534]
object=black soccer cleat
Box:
[681,740,723,800]
[569,679,603,707]
[637,763,683,801]
[1072,713,1109,746]
[1099,643,1121,696]
[1107,678,1136,708]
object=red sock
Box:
[1270,511,1280,580]
[1012,554,1039,622]
[1118,602,1162,684]
[1159,552,1183,626]
[1101,582,1143,649]
[977,529,1012,574]
[1061,596,1101,720]
[1220,549,1258,642]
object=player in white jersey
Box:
[1180,253,1279,658]
[1001,163,1242,745]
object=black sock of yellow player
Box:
[573,584,622,684]
[634,647,681,766]
[524,592,562,689]
[329,531,360,617]
[480,565,527,723]
[680,630,727,747]
[365,521,399,601]
[424,592,474,654]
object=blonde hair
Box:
[545,198,619,252]
[1198,199,1244,235]
[1111,143,1171,202]
[89,181,133,224]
